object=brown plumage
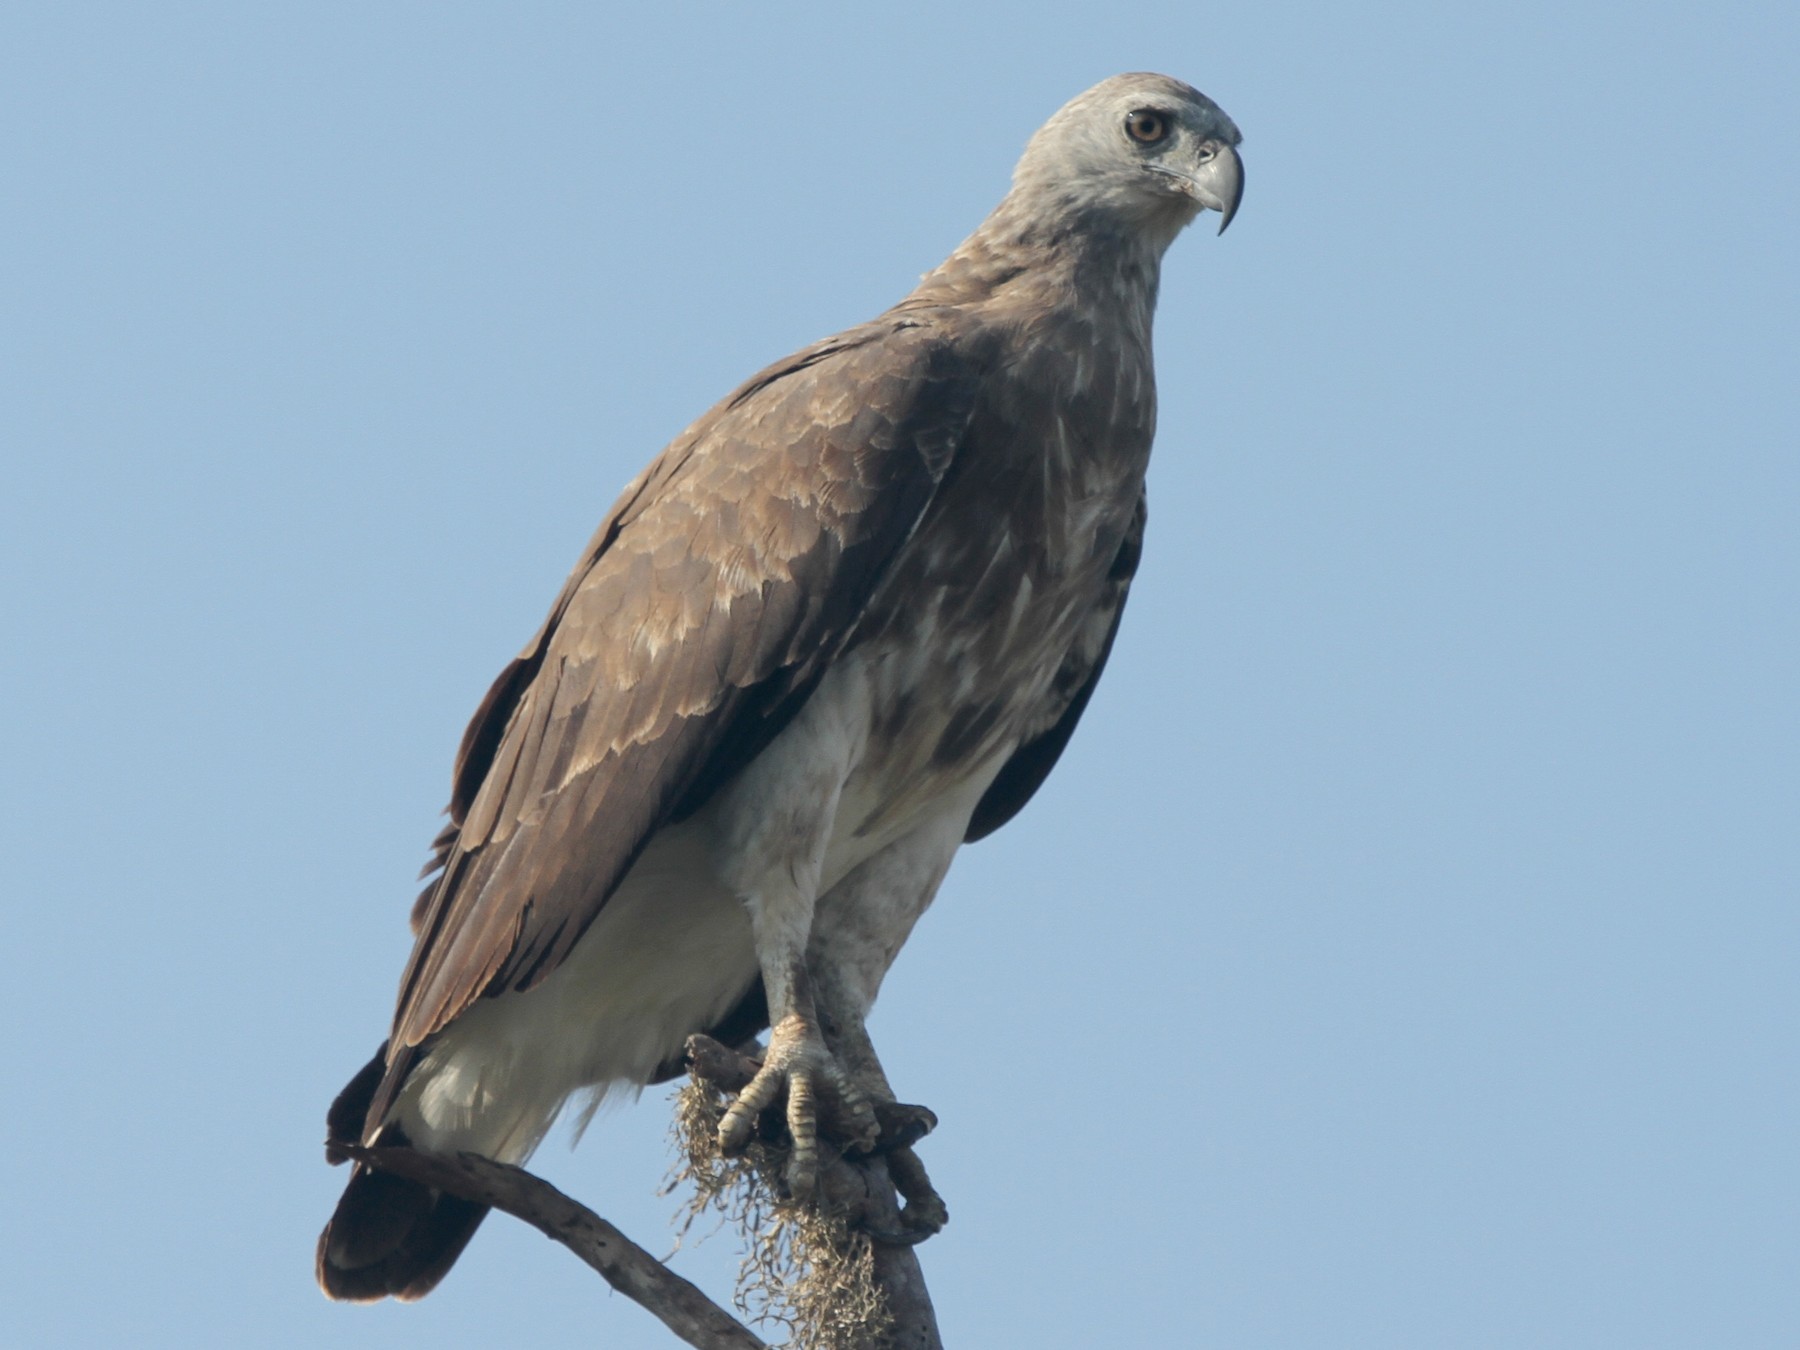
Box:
[319,72,1243,1303]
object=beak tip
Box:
[1196,142,1244,238]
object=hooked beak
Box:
[1186,140,1244,234]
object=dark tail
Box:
[315,1045,489,1302]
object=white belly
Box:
[395,812,755,1158]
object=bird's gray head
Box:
[1011,73,1244,246]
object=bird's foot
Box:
[858,1143,949,1245]
[716,1013,879,1197]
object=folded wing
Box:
[368,321,984,1129]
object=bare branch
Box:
[345,1144,765,1350]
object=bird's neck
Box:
[901,190,1170,337]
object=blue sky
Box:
[3,3,1795,1347]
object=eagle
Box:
[318,71,1243,1302]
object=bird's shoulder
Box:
[436,311,992,844]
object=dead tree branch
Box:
[344,1143,765,1350]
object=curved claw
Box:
[869,1101,938,1155]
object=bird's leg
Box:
[708,705,886,1197]
[717,889,878,1197]
[783,812,960,1240]
[717,976,878,1196]
[814,984,948,1242]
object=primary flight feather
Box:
[318,71,1243,1302]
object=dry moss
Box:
[665,1078,892,1350]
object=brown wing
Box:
[374,320,983,1115]
[963,486,1146,842]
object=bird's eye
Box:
[1124,109,1170,145]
